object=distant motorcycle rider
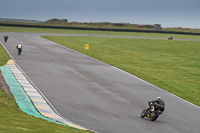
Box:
[4,34,9,42]
[168,35,173,40]
[16,43,23,51]
[148,97,165,113]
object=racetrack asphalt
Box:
[1,32,200,133]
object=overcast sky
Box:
[1,0,200,28]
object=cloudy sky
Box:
[1,0,199,28]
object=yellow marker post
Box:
[84,44,89,50]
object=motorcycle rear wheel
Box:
[150,112,159,121]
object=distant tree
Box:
[43,18,68,24]
[62,19,68,23]
[113,23,125,26]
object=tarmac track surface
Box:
[1,32,200,133]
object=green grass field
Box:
[43,36,200,106]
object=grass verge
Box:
[43,36,200,106]
[0,44,9,66]
[0,90,91,133]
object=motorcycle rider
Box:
[148,97,165,114]
[168,35,173,40]
[16,43,23,52]
[170,35,173,39]
[4,34,9,42]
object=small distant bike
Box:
[16,43,23,55]
[4,35,8,43]
[168,36,173,40]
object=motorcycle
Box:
[4,36,8,43]
[141,102,164,121]
[168,36,173,40]
[17,48,22,55]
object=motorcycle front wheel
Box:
[18,49,22,55]
[141,109,146,118]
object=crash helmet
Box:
[157,97,161,100]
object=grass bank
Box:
[0,89,91,133]
[0,43,91,132]
[43,36,200,106]
[0,44,9,66]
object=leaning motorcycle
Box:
[141,102,164,121]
